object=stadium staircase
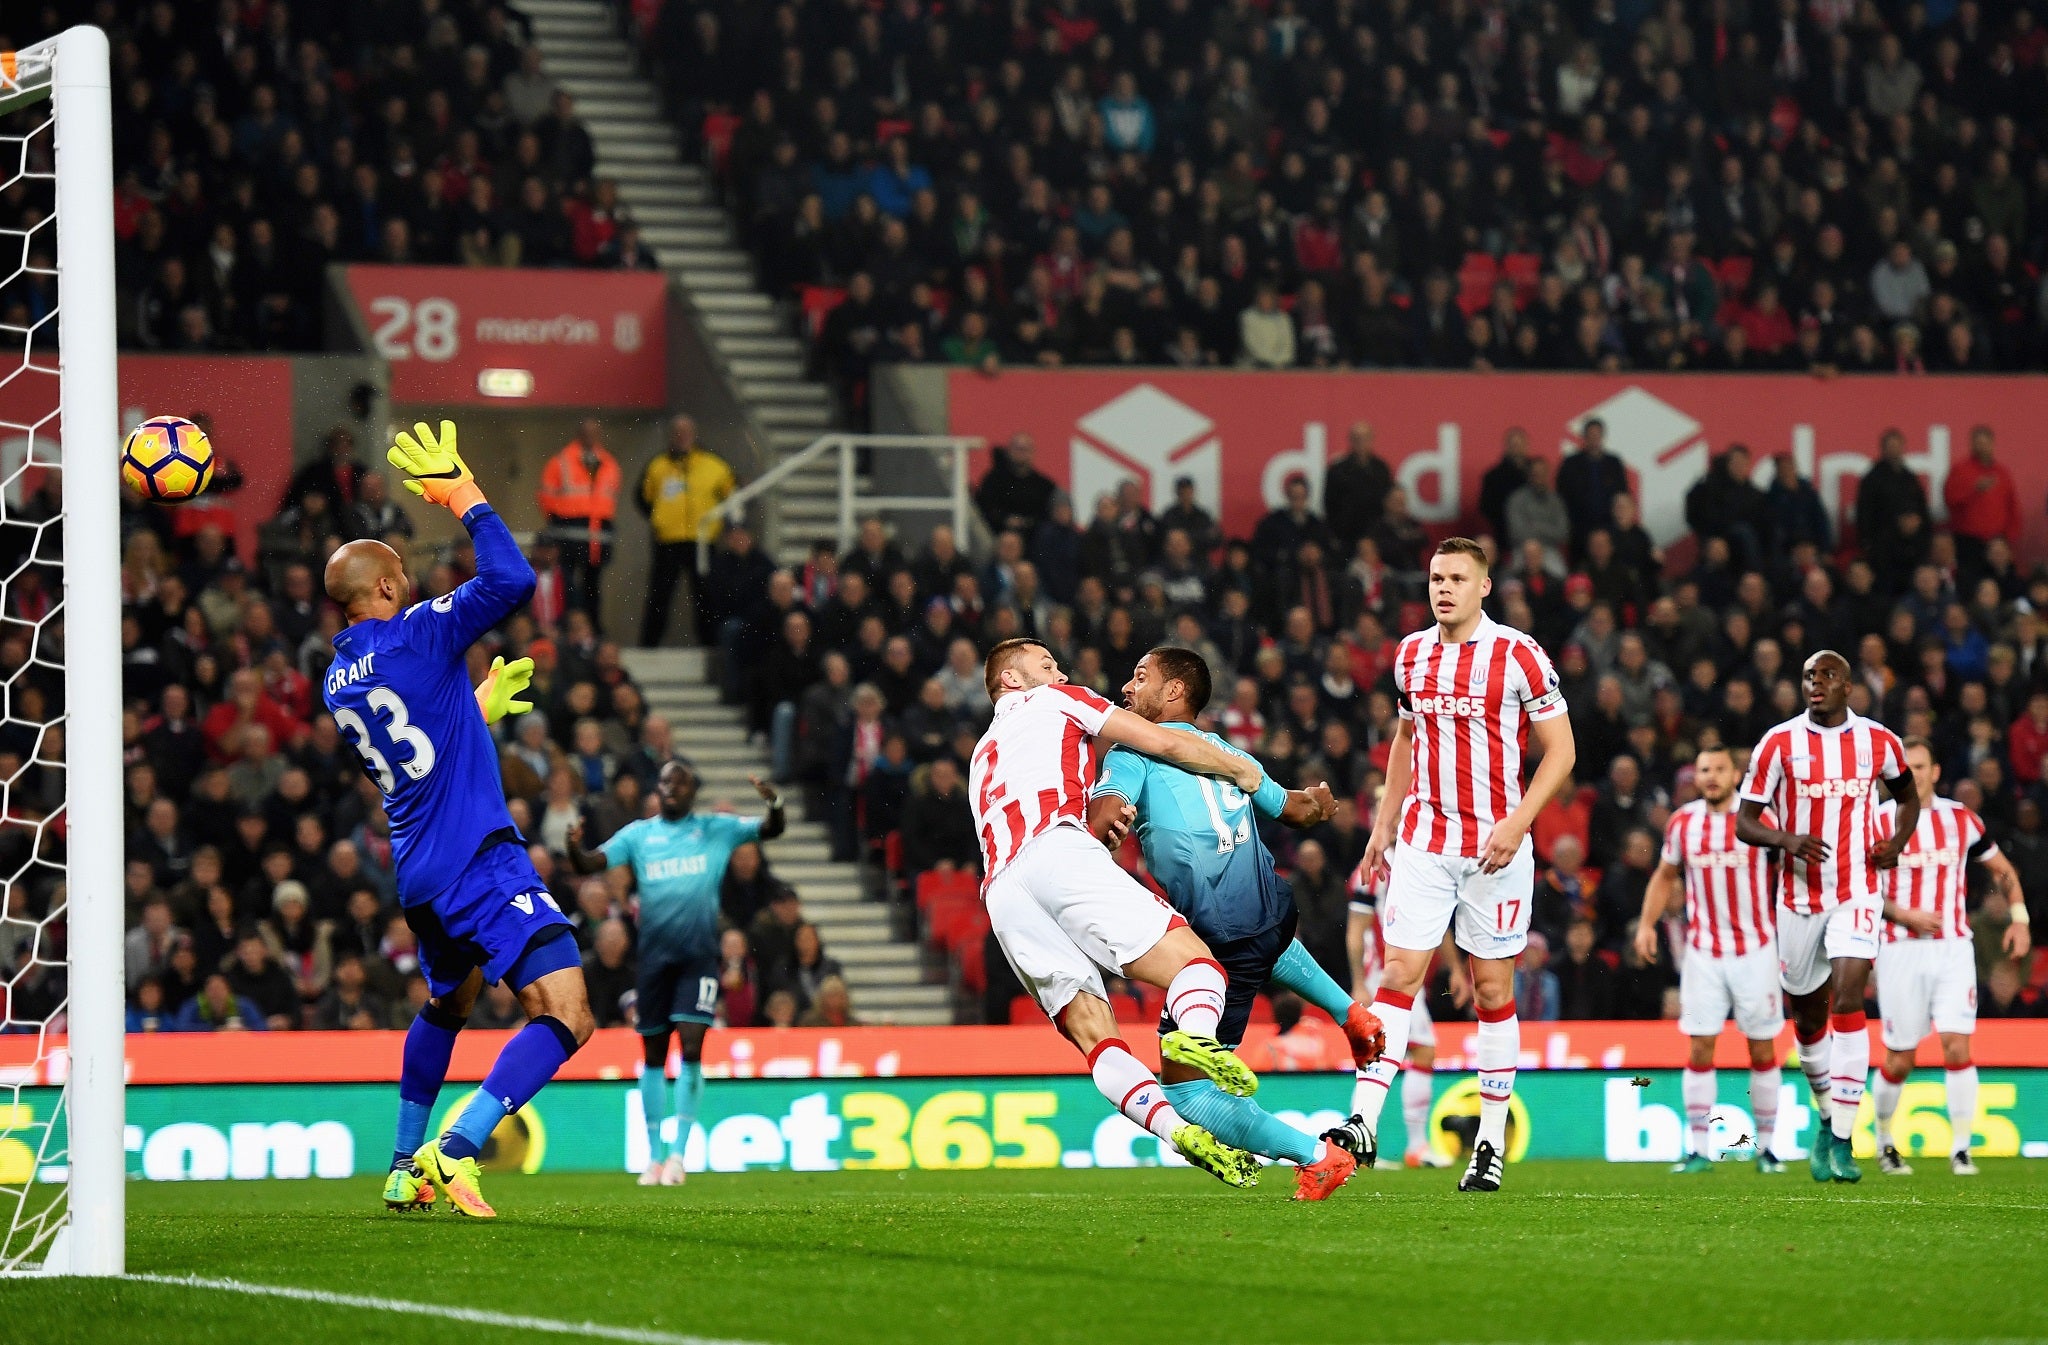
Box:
[619,647,951,1025]
[523,0,852,567]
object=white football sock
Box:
[1829,1013,1869,1142]
[1351,990,1414,1132]
[1682,1065,1715,1158]
[1873,1064,1906,1150]
[1475,1004,1518,1150]
[1401,1064,1434,1156]
[1749,1065,1782,1153]
[1163,958,1227,1040]
[1796,1027,1831,1114]
[1088,1038,1183,1143]
[1946,1064,1979,1155]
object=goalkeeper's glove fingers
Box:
[388,419,484,512]
[477,655,536,725]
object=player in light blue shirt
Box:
[324,421,591,1220]
[568,757,785,1184]
[1087,646,1387,1198]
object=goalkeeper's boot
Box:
[1160,1030,1258,1097]
[1670,1153,1715,1175]
[1458,1140,1504,1193]
[1320,1114,1378,1170]
[382,1161,437,1212]
[1950,1150,1979,1177]
[1878,1145,1914,1176]
[1342,1002,1387,1070]
[416,1139,497,1219]
[1828,1136,1862,1185]
[1755,1149,1786,1174]
[1171,1124,1260,1189]
[1807,1127,1836,1183]
[1291,1142,1357,1202]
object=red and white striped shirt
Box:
[1660,799,1777,957]
[1738,711,1908,914]
[969,682,1113,887]
[1875,797,1996,942]
[1393,615,1566,857]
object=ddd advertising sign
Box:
[342,265,668,409]
[7,1069,2043,1185]
[947,370,2048,566]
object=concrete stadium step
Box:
[736,379,830,403]
[700,311,781,337]
[727,357,805,380]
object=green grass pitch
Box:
[9,1161,2048,1344]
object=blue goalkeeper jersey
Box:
[601,811,764,962]
[1090,722,1291,944]
[323,502,536,907]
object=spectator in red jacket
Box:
[202,669,304,763]
[2011,691,2048,789]
[1943,424,2020,577]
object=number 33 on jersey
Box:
[324,587,521,907]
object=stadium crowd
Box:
[706,419,2048,1027]
[0,0,652,356]
[658,0,2048,422]
[0,426,861,1038]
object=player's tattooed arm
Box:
[1098,708,1265,794]
[1279,781,1337,828]
[1870,770,1920,868]
[1734,797,1829,862]
[562,819,610,875]
[1982,849,2032,957]
[748,775,787,840]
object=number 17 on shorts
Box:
[1381,842,1536,959]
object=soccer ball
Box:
[121,415,215,502]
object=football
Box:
[120,414,215,502]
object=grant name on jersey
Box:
[325,650,375,696]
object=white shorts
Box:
[1878,939,1977,1050]
[984,825,1181,1020]
[1382,840,1536,960]
[1776,897,1881,996]
[1679,944,1784,1039]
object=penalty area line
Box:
[128,1273,774,1345]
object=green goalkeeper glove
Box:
[388,419,485,514]
[475,655,535,725]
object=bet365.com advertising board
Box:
[7,1070,2044,1185]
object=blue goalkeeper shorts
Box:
[404,839,574,999]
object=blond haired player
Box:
[1736,650,1918,1184]
[1335,538,1577,1192]
[1636,746,1786,1174]
[1870,737,2031,1176]
[970,638,1285,1188]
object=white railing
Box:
[695,433,985,572]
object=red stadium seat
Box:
[1009,996,1042,1025]
[1457,252,1498,315]
[798,284,848,340]
[956,936,987,994]
[1718,255,1754,293]
[916,868,977,915]
[701,111,741,177]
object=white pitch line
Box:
[128,1273,773,1345]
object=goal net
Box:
[0,27,124,1277]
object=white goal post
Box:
[0,24,123,1278]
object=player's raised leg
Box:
[1125,924,1257,1097]
[1266,936,1385,1074]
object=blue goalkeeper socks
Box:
[394,1003,462,1168]
[670,1061,704,1161]
[1269,939,1356,1022]
[638,1060,669,1158]
[1162,1078,1319,1165]
[441,1016,579,1162]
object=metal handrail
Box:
[696,433,985,572]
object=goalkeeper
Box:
[321,421,590,1220]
